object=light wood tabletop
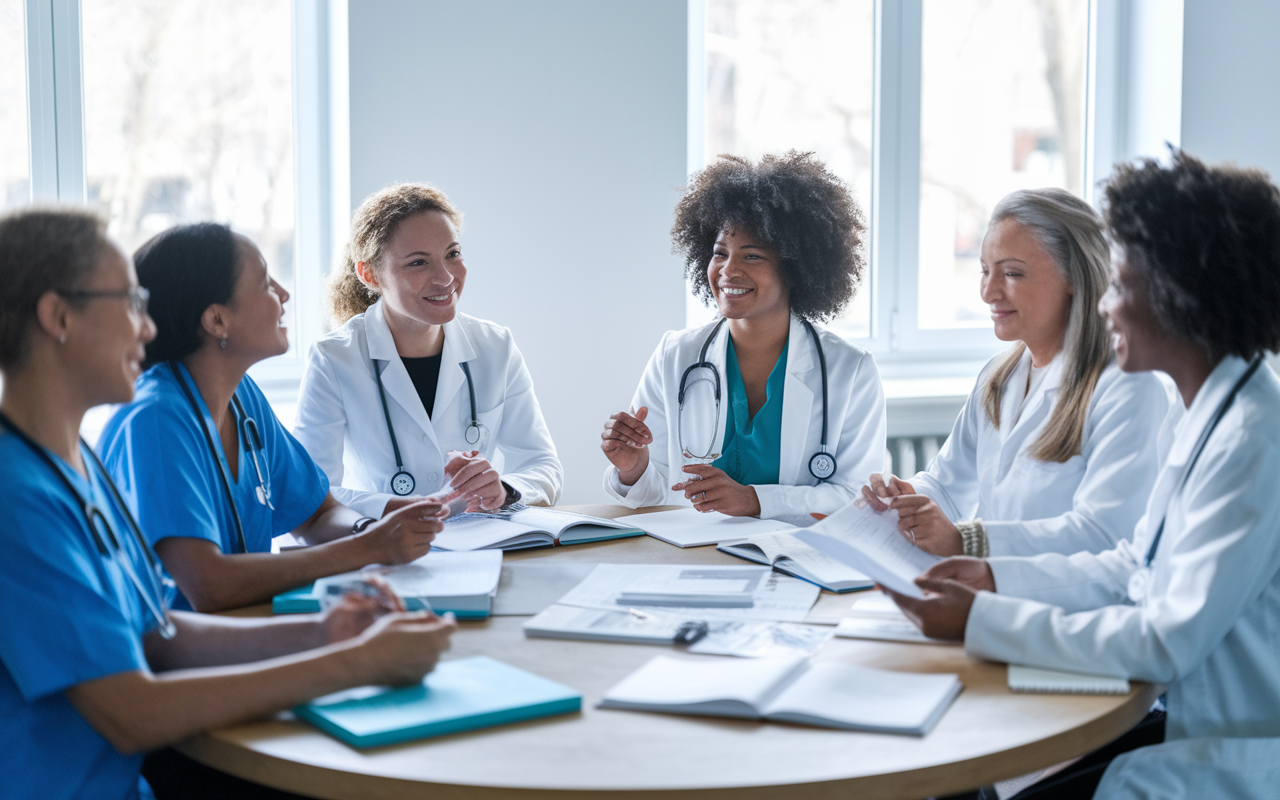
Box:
[179,505,1157,800]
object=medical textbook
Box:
[272,550,502,618]
[600,654,962,736]
[295,656,581,748]
[430,504,645,551]
[718,531,876,592]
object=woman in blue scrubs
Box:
[99,223,444,612]
[0,208,455,799]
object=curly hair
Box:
[1104,150,1280,360]
[672,151,866,322]
[0,207,110,371]
[328,183,463,326]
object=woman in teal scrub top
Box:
[99,223,444,612]
[0,208,455,799]
[600,152,886,519]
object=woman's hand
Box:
[672,464,761,517]
[601,406,652,485]
[443,451,506,511]
[879,558,994,641]
[358,499,444,564]
[319,578,405,645]
[352,611,458,687]
[860,472,915,511]
[890,494,963,556]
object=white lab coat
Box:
[294,301,563,518]
[603,316,886,519]
[964,357,1280,751]
[1095,736,1280,799]
[910,349,1174,556]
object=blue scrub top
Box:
[713,337,787,486]
[100,363,329,609]
[0,432,167,800]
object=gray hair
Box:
[981,188,1112,462]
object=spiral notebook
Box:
[1007,665,1130,695]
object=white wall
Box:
[1180,0,1280,181]
[343,0,689,503]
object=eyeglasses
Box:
[59,286,150,316]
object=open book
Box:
[430,504,644,552]
[273,550,502,618]
[719,531,875,592]
[794,500,941,598]
[601,654,961,736]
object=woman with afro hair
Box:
[885,151,1280,799]
[600,152,885,519]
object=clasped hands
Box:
[600,405,759,516]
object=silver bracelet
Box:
[956,519,988,558]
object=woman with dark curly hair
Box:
[861,189,1172,559]
[600,152,886,519]
[884,151,1280,799]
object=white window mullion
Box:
[24,0,84,203]
[870,0,922,355]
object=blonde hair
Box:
[980,189,1112,463]
[327,182,463,325]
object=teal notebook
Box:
[272,584,491,618]
[295,656,581,748]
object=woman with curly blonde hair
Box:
[295,183,562,519]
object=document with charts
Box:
[555,564,821,622]
[794,501,941,599]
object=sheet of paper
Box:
[315,550,502,598]
[687,620,833,658]
[556,564,821,622]
[794,501,941,599]
[616,508,798,548]
[834,616,957,645]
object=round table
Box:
[180,505,1157,799]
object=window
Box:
[0,0,29,210]
[702,0,874,339]
[696,0,1092,370]
[81,0,296,347]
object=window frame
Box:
[20,0,326,408]
[689,0,1103,381]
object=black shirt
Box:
[401,353,444,419]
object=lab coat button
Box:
[421,434,430,445]
[427,472,439,483]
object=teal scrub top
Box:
[713,337,788,486]
[0,433,167,799]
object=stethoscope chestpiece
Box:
[808,451,837,481]
[391,470,416,496]
[465,423,482,446]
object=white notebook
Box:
[600,654,962,735]
[1007,665,1131,695]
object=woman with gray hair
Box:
[861,188,1173,557]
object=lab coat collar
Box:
[1165,355,1253,469]
[780,316,818,482]
[1000,348,1064,440]
[433,316,480,432]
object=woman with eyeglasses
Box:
[0,207,455,799]
[888,152,1280,799]
[99,223,445,613]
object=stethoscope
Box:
[373,358,484,496]
[0,411,177,639]
[1127,355,1263,603]
[678,318,836,481]
[170,362,273,554]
